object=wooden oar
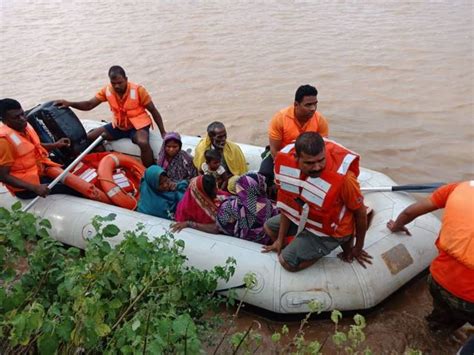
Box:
[361,182,445,193]
[22,135,105,212]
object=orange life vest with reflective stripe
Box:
[274,139,360,237]
[0,123,55,193]
[105,82,152,130]
[438,181,474,269]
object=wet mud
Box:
[224,273,470,354]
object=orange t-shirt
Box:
[268,106,329,147]
[333,171,364,237]
[429,182,474,302]
[0,138,15,166]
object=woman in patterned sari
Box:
[156,132,197,182]
[171,173,277,245]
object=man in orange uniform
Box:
[387,181,474,332]
[262,132,372,272]
[259,85,329,190]
[0,99,75,199]
[55,66,166,167]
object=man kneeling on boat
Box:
[0,99,78,199]
[55,65,166,167]
[262,132,372,272]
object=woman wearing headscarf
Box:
[156,132,197,182]
[137,165,188,219]
[171,172,277,245]
[174,175,225,225]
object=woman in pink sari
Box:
[175,175,222,224]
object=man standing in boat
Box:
[55,66,166,167]
[259,85,329,190]
[193,121,248,178]
[387,182,474,333]
[262,132,372,272]
[0,98,76,198]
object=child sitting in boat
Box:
[137,165,188,219]
[200,149,228,190]
[156,132,197,182]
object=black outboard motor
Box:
[26,101,89,165]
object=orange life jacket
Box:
[105,82,152,130]
[0,123,57,193]
[274,139,360,237]
[438,181,474,269]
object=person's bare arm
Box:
[387,199,438,236]
[269,138,282,158]
[261,213,290,254]
[145,101,166,138]
[42,138,71,151]
[170,221,220,234]
[340,205,372,268]
[352,206,372,266]
[0,165,49,197]
[54,97,102,111]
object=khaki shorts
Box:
[265,214,351,268]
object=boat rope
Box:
[215,283,246,293]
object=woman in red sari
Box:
[175,175,224,224]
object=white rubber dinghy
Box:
[0,120,440,314]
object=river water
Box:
[1,0,472,352]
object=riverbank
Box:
[227,273,471,353]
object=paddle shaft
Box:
[361,182,445,193]
[22,135,104,212]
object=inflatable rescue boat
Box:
[0,103,441,314]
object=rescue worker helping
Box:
[55,66,166,167]
[0,98,76,199]
[262,132,372,272]
[387,181,474,332]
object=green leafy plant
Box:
[0,201,50,282]
[0,204,423,354]
[0,206,236,354]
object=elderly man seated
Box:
[193,121,248,177]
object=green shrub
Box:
[0,204,235,354]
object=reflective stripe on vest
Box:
[105,82,151,130]
[276,200,328,237]
[0,123,43,193]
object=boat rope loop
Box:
[214,283,246,293]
